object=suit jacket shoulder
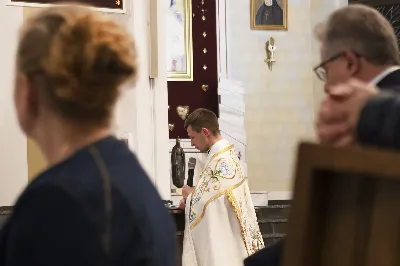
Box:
[377,69,400,91]
[244,240,284,266]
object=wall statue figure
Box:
[171,137,186,188]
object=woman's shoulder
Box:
[8,184,94,240]
[15,183,85,216]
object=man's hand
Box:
[179,198,186,210]
[317,79,378,146]
[182,185,193,199]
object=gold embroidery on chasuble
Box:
[227,185,264,255]
[188,143,264,255]
[189,144,237,228]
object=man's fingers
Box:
[317,96,352,144]
[329,78,377,99]
[334,134,355,147]
[328,83,354,98]
[347,78,370,88]
[179,198,186,210]
[317,122,350,144]
[319,99,347,123]
[317,79,372,147]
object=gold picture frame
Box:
[250,0,288,31]
[166,0,193,81]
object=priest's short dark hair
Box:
[184,108,220,135]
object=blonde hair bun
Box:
[18,5,138,124]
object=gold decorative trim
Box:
[214,158,237,179]
[216,0,229,78]
[201,84,209,92]
[208,144,234,164]
[188,144,234,209]
[224,0,228,77]
[167,0,194,81]
[176,105,190,120]
[190,178,246,230]
[227,190,249,256]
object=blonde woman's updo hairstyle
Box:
[17,4,137,126]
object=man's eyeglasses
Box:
[313,52,361,82]
[313,53,344,82]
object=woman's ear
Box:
[26,75,45,118]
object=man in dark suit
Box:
[244,239,283,266]
[245,4,400,266]
[312,4,400,93]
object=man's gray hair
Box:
[315,4,400,65]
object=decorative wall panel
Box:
[376,5,400,50]
[168,0,219,139]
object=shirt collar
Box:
[370,66,400,85]
[207,139,229,158]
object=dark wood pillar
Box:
[170,208,185,266]
[168,0,219,139]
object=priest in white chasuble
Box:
[179,108,264,266]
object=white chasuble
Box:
[182,140,264,266]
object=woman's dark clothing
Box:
[0,136,176,266]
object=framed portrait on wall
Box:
[250,0,288,30]
[7,0,126,13]
[166,0,193,81]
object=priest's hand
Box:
[179,198,186,210]
[316,79,378,146]
[182,185,193,199]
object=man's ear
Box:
[344,51,360,75]
[202,128,210,137]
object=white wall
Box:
[0,5,27,205]
[224,0,347,192]
[111,0,171,200]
